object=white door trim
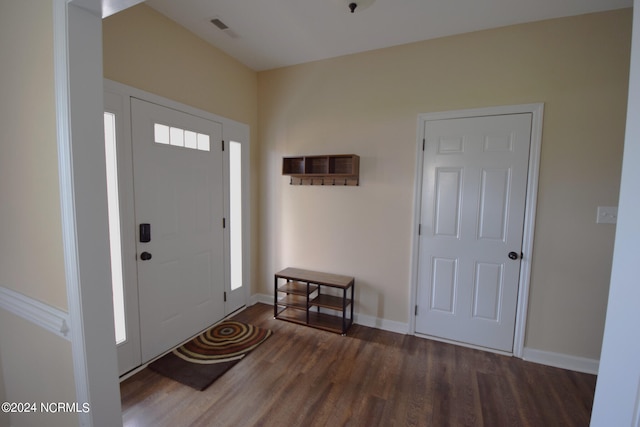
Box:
[409,103,543,358]
[103,79,252,358]
[54,1,123,425]
[104,89,142,375]
[221,121,253,313]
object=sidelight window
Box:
[229,141,243,290]
[104,112,126,345]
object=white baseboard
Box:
[250,293,409,335]
[250,293,273,306]
[0,285,70,340]
[522,347,599,375]
[254,293,598,374]
[353,313,409,334]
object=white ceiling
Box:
[143,0,632,71]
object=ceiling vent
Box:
[210,18,229,30]
[210,17,239,38]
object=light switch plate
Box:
[596,206,618,224]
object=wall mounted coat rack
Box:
[282,154,360,186]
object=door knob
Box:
[140,251,152,261]
[508,251,520,260]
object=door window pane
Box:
[184,130,197,149]
[170,127,184,147]
[230,141,242,290]
[104,112,126,345]
[154,123,169,144]
[153,122,211,152]
[197,133,210,152]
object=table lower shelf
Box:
[275,306,352,335]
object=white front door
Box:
[131,98,226,362]
[415,113,532,352]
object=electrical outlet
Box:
[596,206,618,224]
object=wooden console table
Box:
[274,267,354,335]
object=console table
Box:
[274,267,354,335]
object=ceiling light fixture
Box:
[341,0,374,14]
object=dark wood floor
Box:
[120,303,596,427]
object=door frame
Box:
[409,103,544,357]
[104,80,251,373]
[104,90,141,374]
[54,1,122,424]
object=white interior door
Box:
[415,113,532,352]
[131,98,226,362]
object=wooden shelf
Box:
[282,155,359,186]
[275,307,348,335]
[274,307,307,326]
[311,294,349,311]
[277,281,318,296]
[329,156,357,175]
[305,157,328,174]
[277,294,309,310]
[282,157,304,175]
[274,268,355,335]
[276,268,354,289]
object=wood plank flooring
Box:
[120,303,596,427]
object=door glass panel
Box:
[184,130,197,149]
[197,133,210,152]
[154,123,170,144]
[170,127,184,147]
[230,141,242,290]
[104,112,126,345]
[153,122,211,152]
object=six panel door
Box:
[415,113,532,352]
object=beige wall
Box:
[103,4,256,128]
[0,0,67,310]
[0,312,77,427]
[101,5,630,360]
[103,4,260,292]
[0,1,79,426]
[258,9,631,359]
